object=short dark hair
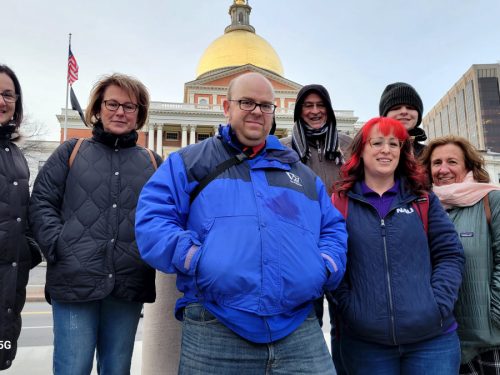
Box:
[85,73,150,130]
[420,135,490,183]
[0,64,23,130]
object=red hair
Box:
[334,117,429,196]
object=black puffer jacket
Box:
[29,125,161,303]
[0,126,41,370]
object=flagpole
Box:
[63,33,71,141]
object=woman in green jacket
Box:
[421,136,500,374]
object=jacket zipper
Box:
[349,193,422,345]
[381,218,397,345]
[316,139,323,162]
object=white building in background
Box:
[56,0,359,158]
[483,151,500,184]
[19,139,59,188]
[423,63,500,184]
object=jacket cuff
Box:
[322,253,341,290]
[172,238,202,275]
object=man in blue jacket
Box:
[135,72,347,374]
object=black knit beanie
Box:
[379,82,423,126]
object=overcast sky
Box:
[4,0,500,140]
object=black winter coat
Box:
[0,127,42,370]
[29,126,161,304]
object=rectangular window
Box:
[479,77,500,152]
[166,132,179,140]
[197,134,210,142]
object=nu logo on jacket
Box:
[396,207,415,215]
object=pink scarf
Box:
[433,171,500,209]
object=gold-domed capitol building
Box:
[196,1,284,78]
[58,0,359,158]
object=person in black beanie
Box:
[281,84,351,374]
[379,82,427,157]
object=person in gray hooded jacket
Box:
[281,84,351,196]
[280,84,351,372]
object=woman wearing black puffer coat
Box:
[0,64,42,371]
[29,73,161,375]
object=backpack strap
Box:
[332,193,349,219]
[412,193,429,235]
[189,152,248,204]
[69,139,158,171]
[68,138,86,168]
[484,194,492,228]
[143,148,158,170]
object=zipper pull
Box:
[381,219,386,236]
[316,139,322,162]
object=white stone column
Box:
[141,272,182,375]
[148,124,155,150]
[156,125,163,158]
[181,125,188,148]
[189,125,197,145]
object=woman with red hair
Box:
[332,117,465,374]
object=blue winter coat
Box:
[335,180,464,346]
[136,125,347,343]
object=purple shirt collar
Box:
[361,179,400,218]
[361,179,399,195]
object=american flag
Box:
[67,46,79,86]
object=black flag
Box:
[70,86,86,125]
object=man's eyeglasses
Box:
[103,100,139,113]
[0,91,19,103]
[229,99,276,114]
[368,137,403,150]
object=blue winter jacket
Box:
[136,125,347,343]
[335,180,464,346]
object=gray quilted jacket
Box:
[451,191,500,362]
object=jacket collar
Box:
[350,177,417,204]
[92,122,138,148]
[217,124,300,165]
[0,124,17,140]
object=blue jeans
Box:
[340,331,460,375]
[179,303,336,374]
[52,296,142,375]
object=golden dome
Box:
[196,31,283,78]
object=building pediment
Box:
[184,64,302,102]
